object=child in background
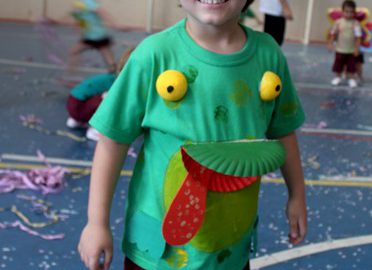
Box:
[78,0,307,269]
[259,0,293,46]
[328,0,362,88]
[68,0,117,73]
[66,48,133,141]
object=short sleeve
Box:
[266,53,305,138]
[353,21,362,37]
[89,53,150,144]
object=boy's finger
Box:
[83,255,90,269]
[88,255,100,270]
[103,249,113,269]
[289,219,298,239]
[298,217,307,241]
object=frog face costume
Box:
[90,19,305,270]
[156,68,286,251]
[163,140,285,251]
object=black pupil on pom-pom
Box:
[275,85,281,92]
[167,86,174,93]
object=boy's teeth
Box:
[198,0,227,4]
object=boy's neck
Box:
[185,18,247,54]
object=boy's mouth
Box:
[197,0,229,4]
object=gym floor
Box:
[0,21,371,270]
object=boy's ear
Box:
[242,0,254,12]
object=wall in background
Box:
[0,0,371,43]
[0,0,44,21]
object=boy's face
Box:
[180,0,246,27]
[343,6,355,20]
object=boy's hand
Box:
[283,8,293,21]
[354,48,360,57]
[286,197,307,245]
[281,0,293,21]
[327,42,334,52]
[78,223,113,270]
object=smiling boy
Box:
[78,1,307,269]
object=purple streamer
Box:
[0,221,64,240]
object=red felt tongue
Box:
[162,173,208,246]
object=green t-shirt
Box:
[90,19,305,270]
[72,9,109,41]
[70,73,115,100]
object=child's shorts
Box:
[66,95,103,123]
[355,53,364,64]
[332,52,356,73]
[82,37,112,49]
[123,257,251,270]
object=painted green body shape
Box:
[163,151,261,252]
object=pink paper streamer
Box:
[0,152,68,194]
[0,221,64,240]
[19,114,42,126]
[34,20,67,66]
[0,167,67,194]
[47,52,66,67]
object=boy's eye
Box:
[156,70,188,101]
[259,71,282,101]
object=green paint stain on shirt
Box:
[230,80,253,107]
[280,101,298,116]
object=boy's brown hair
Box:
[342,0,356,11]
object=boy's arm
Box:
[354,23,362,56]
[78,135,129,270]
[97,7,118,29]
[354,37,361,56]
[278,131,307,245]
[328,21,339,51]
[87,135,128,226]
[280,0,293,20]
[327,34,336,51]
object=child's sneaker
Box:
[331,77,342,86]
[86,127,100,141]
[66,117,85,128]
[348,78,357,88]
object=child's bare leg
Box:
[346,72,357,79]
[68,42,90,74]
[99,46,116,73]
[356,63,363,81]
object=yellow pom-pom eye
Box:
[156,70,188,102]
[259,71,282,101]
